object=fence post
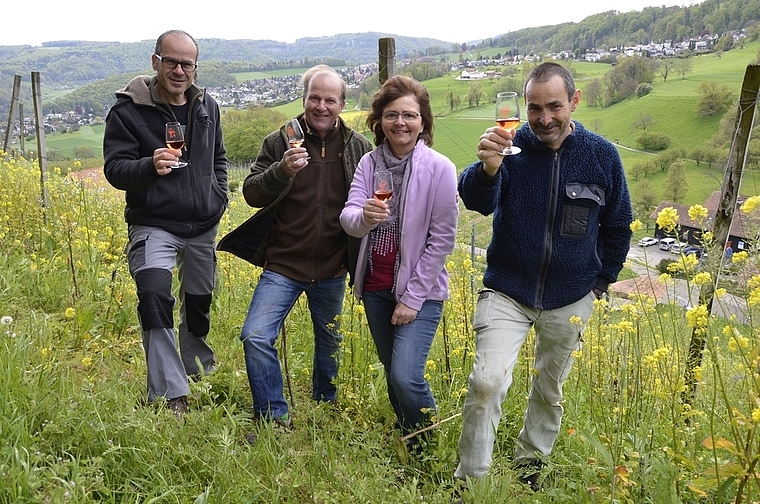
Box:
[31,71,49,211]
[470,223,476,294]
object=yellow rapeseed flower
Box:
[656,207,679,233]
[65,307,76,319]
[629,219,643,232]
[688,204,709,224]
[81,357,93,367]
[741,195,760,214]
[693,272,712,285]
[732,251,748,265]
[752,408,760,423]
[685,304,709,330]
[748,289,760,307]
[569,315,583,325]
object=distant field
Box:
[44,124,105,159]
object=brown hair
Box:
[524,62,575,101]
[367,75,434,147]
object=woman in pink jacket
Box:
[340,75,459,451]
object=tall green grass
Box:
[4,152,760,502]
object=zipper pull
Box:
[321,140,325,158]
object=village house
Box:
[651,191,759,253]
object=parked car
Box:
[659,237,677,251]
[638,237,658,247]
[670,242,689,255]
[683,245,706,258]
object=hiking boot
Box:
[514,459,544,491]
[167,396,189,421]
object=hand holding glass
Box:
[495,92,521,156]
[373,171,393,202]
[165,122,187,168]
[286,118,305,149]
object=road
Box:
[625,243,748,324]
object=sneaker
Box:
[514,459,544,491]
[167,396,189,420]
[273,412,293,429]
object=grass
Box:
[5,152,760,502]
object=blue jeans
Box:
[362,289,442,435]
[240,269,346,419]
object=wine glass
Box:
[495,92,521,155]
[286,118,305,148]
[165,122,187,168]
[373,170,393,202]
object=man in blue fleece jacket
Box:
[455,62,632,489]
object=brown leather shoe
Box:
[167,396,189,420]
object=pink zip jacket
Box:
[340,140,459,311]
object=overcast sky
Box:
[1,0,691,47]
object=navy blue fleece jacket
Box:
[458,121,632,310]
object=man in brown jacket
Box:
[218,65,371,437]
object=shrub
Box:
[636,131,672,151]
[636,83,653,97]
[657,257,678,274]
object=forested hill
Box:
[488,0,759,55]
[1,0,758,89]
[0,32,448,88]
[0,0,758,113]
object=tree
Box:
[585,78,604,108]
[634,179,659,218]
[221,107,289,163]
[629,159,656,180]
[691,146,708,166]
[446,91,461,112]
[695,81,734,117]
[659,59,676,82]
[465,82,485,108]
[655,147,687,172]
[605,56,655,104]
[664,160,688,202]
[632,112,655,131]
[675,56,693,80]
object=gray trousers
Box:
[455,290,595,479]
[127,224,218,402]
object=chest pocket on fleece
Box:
[560,183,605,237]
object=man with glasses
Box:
[103,30,228,420]
[218,65,371,440]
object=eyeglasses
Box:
[154,54,197,72]
[382,111,421,122]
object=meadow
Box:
[4,146,760,503]
[5,43,760,503]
